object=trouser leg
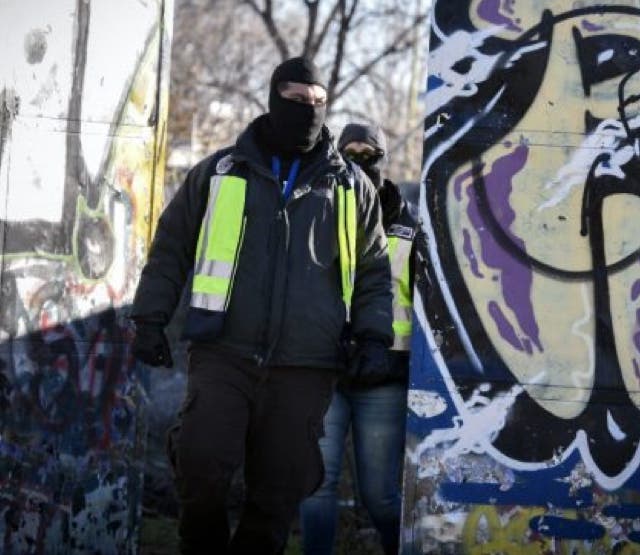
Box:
[351,383,407,555]
[167,348,252,555]
[229,366,335,555]
[299,390,350,555]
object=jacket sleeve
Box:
[130,153,223,324]
[350,165,394,345]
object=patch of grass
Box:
[284,533,303,555]
[139,514,305,554]
[139,512,382,555]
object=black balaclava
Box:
[338,123,387,189]
[266,57,327,155]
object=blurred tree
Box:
[166,0,429,187]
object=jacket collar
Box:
[233,115,345,181]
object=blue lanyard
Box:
[271,156,300,202]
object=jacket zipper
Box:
[239,161,340,366]
[262,176,336,365]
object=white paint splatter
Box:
[607,410,627,441]
[569,283,595,397]
[595,144,636,179]
[505,41,547,67]
[408,389,448,418]
[407,383,525,474]
[539,115,640,210]
[418,513,467,543]
[425,27,501,117]
[556,462,593,495]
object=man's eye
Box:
[345,151,373,162]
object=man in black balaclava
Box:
[338,122,387,188]
[301,122,424,555]
[263,56,327,154]
[338,123,413,230]
[129,59,393,554]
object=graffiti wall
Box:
[403,1,640,553]
[0,0,173,552]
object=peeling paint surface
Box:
[0,0,173,552]
[404,1,640,553]
[408,389,449,419]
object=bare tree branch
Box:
[302,0,319,57]
[241,0,290,60]
[169,0,429,183]
[308,0,341,59]
[326,0,358,107]
[332,12,427,103]
[330,106,377,122]
[196,79,266,112]
[386,118,424,156]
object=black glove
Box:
[347,338,390,388]
[378,179,403,229]
[131,320,173,368]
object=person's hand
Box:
[348,338,390,387]
[131,321,173,368]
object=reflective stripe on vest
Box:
[190,173,357,318]
[387,235,412,351]
[337,184,357,321]
[191,175,247,312]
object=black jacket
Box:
[341,178,426,389]
[131,117,393,369]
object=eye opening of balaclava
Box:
[267,56,327,154]
[338,123,387,189]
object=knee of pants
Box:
[285,446,325,501]
[250,442,325,510]
[167,425,237,503]
[176,470,235,509]
[359,489,401,525]
[247,484,306,529]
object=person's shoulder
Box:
[190,146,235,177]
[183,146,244,192]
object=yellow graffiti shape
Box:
[461,505,640,554]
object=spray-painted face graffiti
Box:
[421,3,640,486]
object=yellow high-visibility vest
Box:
[387,229,413,351]
[190,173,357,319]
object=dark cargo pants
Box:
[166,346,335,555]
